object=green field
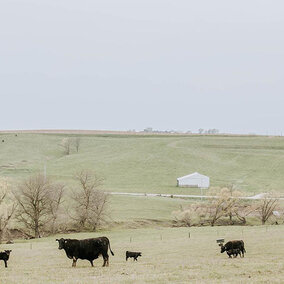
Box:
[0,133,284,223]
[1,133,283,193]
[1,133,283,283]
[1,225,284,283]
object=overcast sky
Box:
[0,0,283,134]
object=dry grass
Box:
[1,225,284,283]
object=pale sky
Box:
[1,0,283,134]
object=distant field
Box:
[0,132,283,194]
[1,225,284,283]
[0,132,283,224]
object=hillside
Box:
[0,132,283,193]
[0,132,283,223]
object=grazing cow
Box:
[56,237,114,267]
[126,251,142,261]
[220,240,246,258]
[0,250,12,268]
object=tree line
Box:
[172,187,281,227]
[60,137,81,155]
[0,170,109,242]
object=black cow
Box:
[126,251,142,261]
[56,237,114,267]
[220,240,246,258]
[0,250,12,268]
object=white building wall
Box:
[177,173,210,188]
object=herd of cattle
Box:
[0,237,246,268]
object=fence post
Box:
[188,232,190,239]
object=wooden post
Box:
[188,232,190,238]
[160,235,162,241]
[130,237,132,243]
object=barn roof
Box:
[177,172,209,180]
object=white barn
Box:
[177,172,210,188]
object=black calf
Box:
[126,251,142,261]
[0,250,12,268]
[227,248,242,258]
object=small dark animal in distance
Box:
[220,240,246,258]
[126,251,142,261]
[56,237,114,267]
[0,250,12,268]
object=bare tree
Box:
[234,203,257,225]
[257,196,279,225]
[71,170,108,231]
[49,184,65,234]
[0,179,16,242]
[73,137,81,153]
[225,184,242,225]
[207,187,241,226]
[60,138,72,155]
[14,174,64,238]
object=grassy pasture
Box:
[1,225,284,283]
[0,133,284,222]
[0,133,284,225]
[109,195,189,224]
[0,133,283,195]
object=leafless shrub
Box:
[172,205,196,227]
[173,203,212,227]
[173,187,252,227]
[70,170,108,231]
[257,195,279,225]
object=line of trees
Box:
[198,128,219,134]
[0,170,109,242]
[60,137,81,155]
[172,187,280,227]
